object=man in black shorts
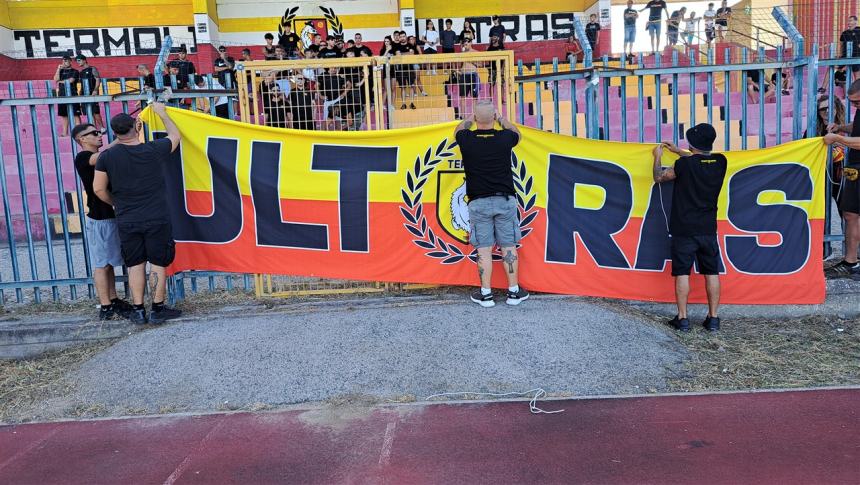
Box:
[71,123,134,320]
[54,55,81,137]
[652,123,727,332]
[92,104,182,324]
[75,54,105,130]
[455,100,529,307]
[824,79,860,278]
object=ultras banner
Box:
[141,107,827,304]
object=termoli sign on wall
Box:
[11,26,198,59]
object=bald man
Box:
[454,102,528,307]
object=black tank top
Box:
[264,45,276,60]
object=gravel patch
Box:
[35,296,687,418]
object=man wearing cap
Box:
[92,104,183,324]
[54,55,81,137]
[167,46,196,86]
[71,123,134,320]
[455,100,529,307]
[75,54,105,130]
[652,123,727,332]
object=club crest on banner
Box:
[400,138,539,264]
[279,6,344,53]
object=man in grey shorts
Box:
[455,101,529,307]
[72,123,133,320]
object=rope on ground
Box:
[424,388,564,414]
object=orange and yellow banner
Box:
[142,107,827,304]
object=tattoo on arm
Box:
[503,250,517,274]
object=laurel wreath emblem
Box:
[278,6,343,37]
[400,138,539,264]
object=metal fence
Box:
[0,8,852,304]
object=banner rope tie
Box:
[425,388,564,414]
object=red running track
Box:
[1,388,858,484]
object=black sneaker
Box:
[470,289,495,308]
[112,299,134,319]
[129,308,148,325]
[410,103,416,109]
[825,260,860,278]
[149,306,182,324]
[400,103,407,109]
[98,305,115,321]
[668,315,690,332]
[505,288,530,306]
[703,316,720,332]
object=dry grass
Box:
[0,339,117,423]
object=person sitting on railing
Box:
[770,67,791,96]
[585,13,601,53]
[703,3,716,45]
[745,69,775,103]
[683,11,700,46]
[263,33,277,60]
[715,0,731,42]
[565,34,583,67]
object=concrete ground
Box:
[26,296,689,420]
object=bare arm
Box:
[93,170,113,205]
[825,134,860,150]
[87,139,119,166]
[454,115,475,134]
[53,64,62,82]
[652,144,677,183]
[151,102,181,152]
[496,111,521,140]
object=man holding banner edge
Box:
[455,101,529,308]
[652,123,726,332]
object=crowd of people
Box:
[621,0,733,57]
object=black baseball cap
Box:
[686,123,717,152]
[110,113,136,136]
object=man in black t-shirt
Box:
[640,0,669,54]
[319,37,341,59]
[278,23,303,59]
[75,54,105,130]
[71,123,133,320]
[585,13,601,51]
[715,0,732,41]
[288,76,316,130]
[93,105,182,324]
[824,79,860,278]
[350,33,373,57]
[623,0,639,57]
[652,123,726,332]
[826,16,860,91]
[489,16,507,46]
[454,101,529,307]
[214,46,236,88]
[54,55,81,136]
[167,46,196,86]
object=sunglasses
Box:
[80,130,102,137]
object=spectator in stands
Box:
[214,46,236,88]
[487,35,504,86]
[822,17,860,94]
[640,0,669,54]
[317,66,352,129]
[683,11,700,46]
[458,39,480,99]
[652,123,726,332]
[167,45,196,86]
[164,64,188,90]
[342,50,366,129]
[423,19,440,55]
[454,100,528,307]
[346,40,356,53]
[703,3,717,45]
[75,54,105,130]
[319,36,341,59]
[639,0,669,54]
[241,48,253,62]
[92,106,183,324]
[394,47,418,109]
[279,23,303,59]
[824,80,860,278]
[746,69,775,103]
[359,48,375,107]
[811,95,846,211]
[441,19,458,53]
[407,35,428,96]
[460,20,476,44]
[771,67,791,96]
[193,75,229,118]
[71,123,133,320]
[623,1,639,58]
[273,45,288,61]
[397,31,410,51]
[715,0,732,41]
[288,76,316,130]
[260,72,287,128]
[137,64,156,90]
[263,33,277,60]
[314,33,324,47]
[352,33,373,57]
[585,13,601,52]
[666,7,685,47]
[380,36,397,108]
[489,16,507,46]
[302,46,320,83]
[54,55,81,137]
[565,34,583,66]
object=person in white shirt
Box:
[194,75,230,119]
[684,11,700,46]
[422,20,439,54]
[703,3,717,44]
